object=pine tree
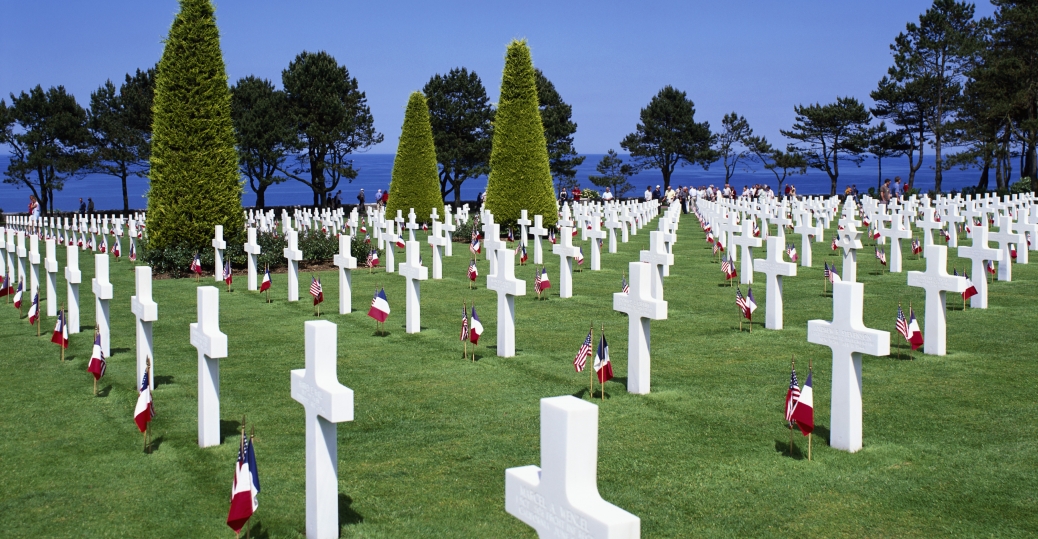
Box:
[486,40,558,227]
[148,0,242,250]
[386,92,443,224]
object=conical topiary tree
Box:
[485,40,558,227]
[386,92,443,223]
[147,0,243,250]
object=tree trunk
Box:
[934,140,943,194]
[255,185,267,208]
[121,166,130,213]
[877,157,883,191]
[976,158,989,192]
[1025,140,1037,181]
[452,179,463,207]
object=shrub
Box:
[147,0,243,251]
[386,92,443,225]
[485,40,558,228]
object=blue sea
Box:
[0,152,992,213]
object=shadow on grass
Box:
[221,419,243,442]
[96,385,113,398]
[774,439,806,460]
[112,347,132,355]
[147,435,165,453]
[372,330,391,338]
[241,520,270,539]
[155,375,175,387]
[814,425,831,446]
[338,493,364,527]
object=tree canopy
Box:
[423,67,494,206]
[587,149,637,197]
[230,76,295,208]
[534,69,585,193]
[88,67,155,212]
[781,97,872,196]
[386,92,443,223]
[620,86,715,192]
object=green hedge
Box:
[386,92,443,224]
[485,40,558,228]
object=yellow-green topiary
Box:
[485,40,558,227]
[147,0,243,250]
[386,92,443,223]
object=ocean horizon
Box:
[0,152,999,213]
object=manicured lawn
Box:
[1,214,1036,538]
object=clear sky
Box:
[0,0,996,155]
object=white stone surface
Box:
[284,229,303,302]
[291,321,354,539]
[753,237,797,330]
[907,245,967,356]
[638,231,672,301]
[399,240,428,333]
[427,220,448,279]
[733,219,762,284]
[333,235,357,314]
[91,254,113,356]
[505,396,640,539]
[613,262,668,395]
[65,245,82,334]
[44,238,58,317]
[28,233,40,300]
[586,218,606,271]
[957,224,1002,309]
[212,225,226,283]
[552,226,580,298]
[244,227,262,291]
[131,266,158,390]
[989,216,1023,282]
[487,247,526,357]
[529,215,548,265]
[190,286,227,448]
[834,223,864,283]
[807,281,890,453]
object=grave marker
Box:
[753,237,797,330]
[733,219,762,284]
[399,240,428,333]
[92,254,113,356]
[613,262,668,395]
[244,227,262,291]
[333,235,357,314]
[212,225,226,283]
[189,287,227,448]
[44,238,58,317]
[487,248,526,357]
[552,226,580,298]
[65,245,82,334]
[131,266,158,390]
[907,245,967,356]
[284,229,303,302]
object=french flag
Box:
[908,309,924,351]
[87,332,107,381]
[27,293,39,325]
[790,372,814,435]
[134,370,154,433]
[962,272,978,301]
[260,268,272,292]
[13,280,23,308]
[227,435,260,533]
[396,237,406,249]
[52,309,69,348]
[367,288,390,322]
[469,306,483,344]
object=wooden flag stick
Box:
[588,324,594,399]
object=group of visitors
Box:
[878,177,905,204]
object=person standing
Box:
[381,189,389,207]
[880,179,891,204]
[87,197,95,214]
[357,188,366,211]
[602,187,613,201]
[571,186,581,202]
[79,198,86,215]
[892,177,903,201]
[643,186,652,201]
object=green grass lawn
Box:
[1,215,1036,538]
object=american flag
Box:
[713,241,720,255]
[735,287,748,313]
[310,276,323,305]
[519,245,528,264]
[534,267,542,291]
[785,366,800,423]
[912,239,922,255]
[573,328,593,372]
[896,304,910,341]
[459,307,469,341]
[823,261,831,280]
[875,247,887,265]
[468,259,478,281]
[721,255,734,279]
[621,274,630,294]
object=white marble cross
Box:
[753,237,797,330]
[733,218,762,284]
[586,218,606,271]
[399,240,428,333]
[427,220,448,279]
[334,235,357,314]
[989,215,1023,282]
[15,231,27,286]
[406,209,419,242]
[514,209,531,248]
[483,221,505,277]
[244,227,262,291]
[28,233,40,299]
[638,231,672,301]
[907,245,967,356]
[505,396,640,539]
[440,212,456,257]
[44,238,58,317]
[291,321,354,539]
[957,224,1002,309]
[65,244,82,334]
[190,286,227,448]
[92,254,113,356]
[284,229,303,302]
[878,213,912,273]
[131,266,158,390]
[614,261,668,395]
[835,223,864,283]
[916,208,943,252]
[603,210,622,253]
[1010,215,1033,264]
[807,281,890,453]
[552,226,581,299]
[487,247,526,357]
[792,213,821,268]
[529,215,548,265]
[212,225,226,283]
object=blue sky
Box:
[1,0,996,154]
